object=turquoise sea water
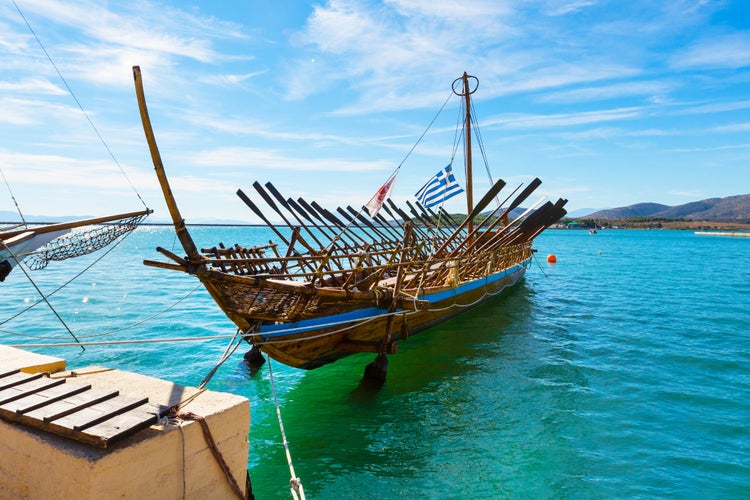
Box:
[1,227,748,498]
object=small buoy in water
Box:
[547,254,557,263]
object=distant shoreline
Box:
[559,220,750,231]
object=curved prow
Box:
[132,65,202,263]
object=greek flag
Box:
[414,164,464,208]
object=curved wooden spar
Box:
[132,66,202,264]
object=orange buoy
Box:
[547,254,557,263]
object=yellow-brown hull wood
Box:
[247,262,528,369]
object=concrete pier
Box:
[0,345,250,499]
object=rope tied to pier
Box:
[267,355,306,500]
[170,408,247,500]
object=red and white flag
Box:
[365,170,398,217]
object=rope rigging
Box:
[7,274,527,349]
[0,166,27,228]
[10,0,149,211]
[3,1,154,342]
[267,355,306,500]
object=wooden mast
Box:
[132,66,202,264]
[462,72,474,238]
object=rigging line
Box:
[11,0,149,210]
[0,226,135,327]
[0,241,84,351]
[2,282,203,340]
[0,166,27,226]
[470,102,501,210]
[396,89,455,170]
[9,334,237,349]
[532,250,549,278]
[197,329,244,390]
[75,283,203,339]
[266,355,306,500]
[11,271,527,349]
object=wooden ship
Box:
[133,66,567,380]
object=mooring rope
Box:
[267,355,306,500]
[532,250,549,277]
[8,271,528,349]
[168,409,246,500]
[197,329,245,390]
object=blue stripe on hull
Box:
[258,258,530,339]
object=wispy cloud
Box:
[483,107,645,129]
[711,122,750,133]
[191,146,393,172]
[538,81,676,104]
[671,32,750,70]
[671,99,750,116]
[544,1,597,16]
[667,143,750,153]
[0,97,81,125]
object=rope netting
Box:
[23,213,148,270]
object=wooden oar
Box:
[385,199,434,243]
[264,182,327,249]
[336,207,389,246]
[237,188,295,247]
[346,206,399,245]
[509,199,567,245]
[287,197,340,244]
[310,201,371,246]
[437,206,461,227]
[471,178,542,253]
[446,183,523,257]
[405,200,439,229]
[371,212,405,241]
[406,200,455,239]
[419,203,458,228]
[297,198,366,248]
[432,178,506,256]
[476,196,548,251]
[523,200,567,242]
[495,200,553,246]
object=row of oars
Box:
[230,178,566,285]
[234,181,469,265]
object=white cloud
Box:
[191,146,392,172]
[0,97,81,125]
[544,1,597,16]
[538,81,676,104]
[484,107,645,129]
[671,32,750,70]
[711,122,750,133]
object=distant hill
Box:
[0,210,78,223]
[585,203,669,219]
[566,207,601,218]
[582,194,750,223]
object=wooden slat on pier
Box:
[0,369,168,448]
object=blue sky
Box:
[1,0,748,222]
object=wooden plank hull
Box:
[208,259,529,369]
